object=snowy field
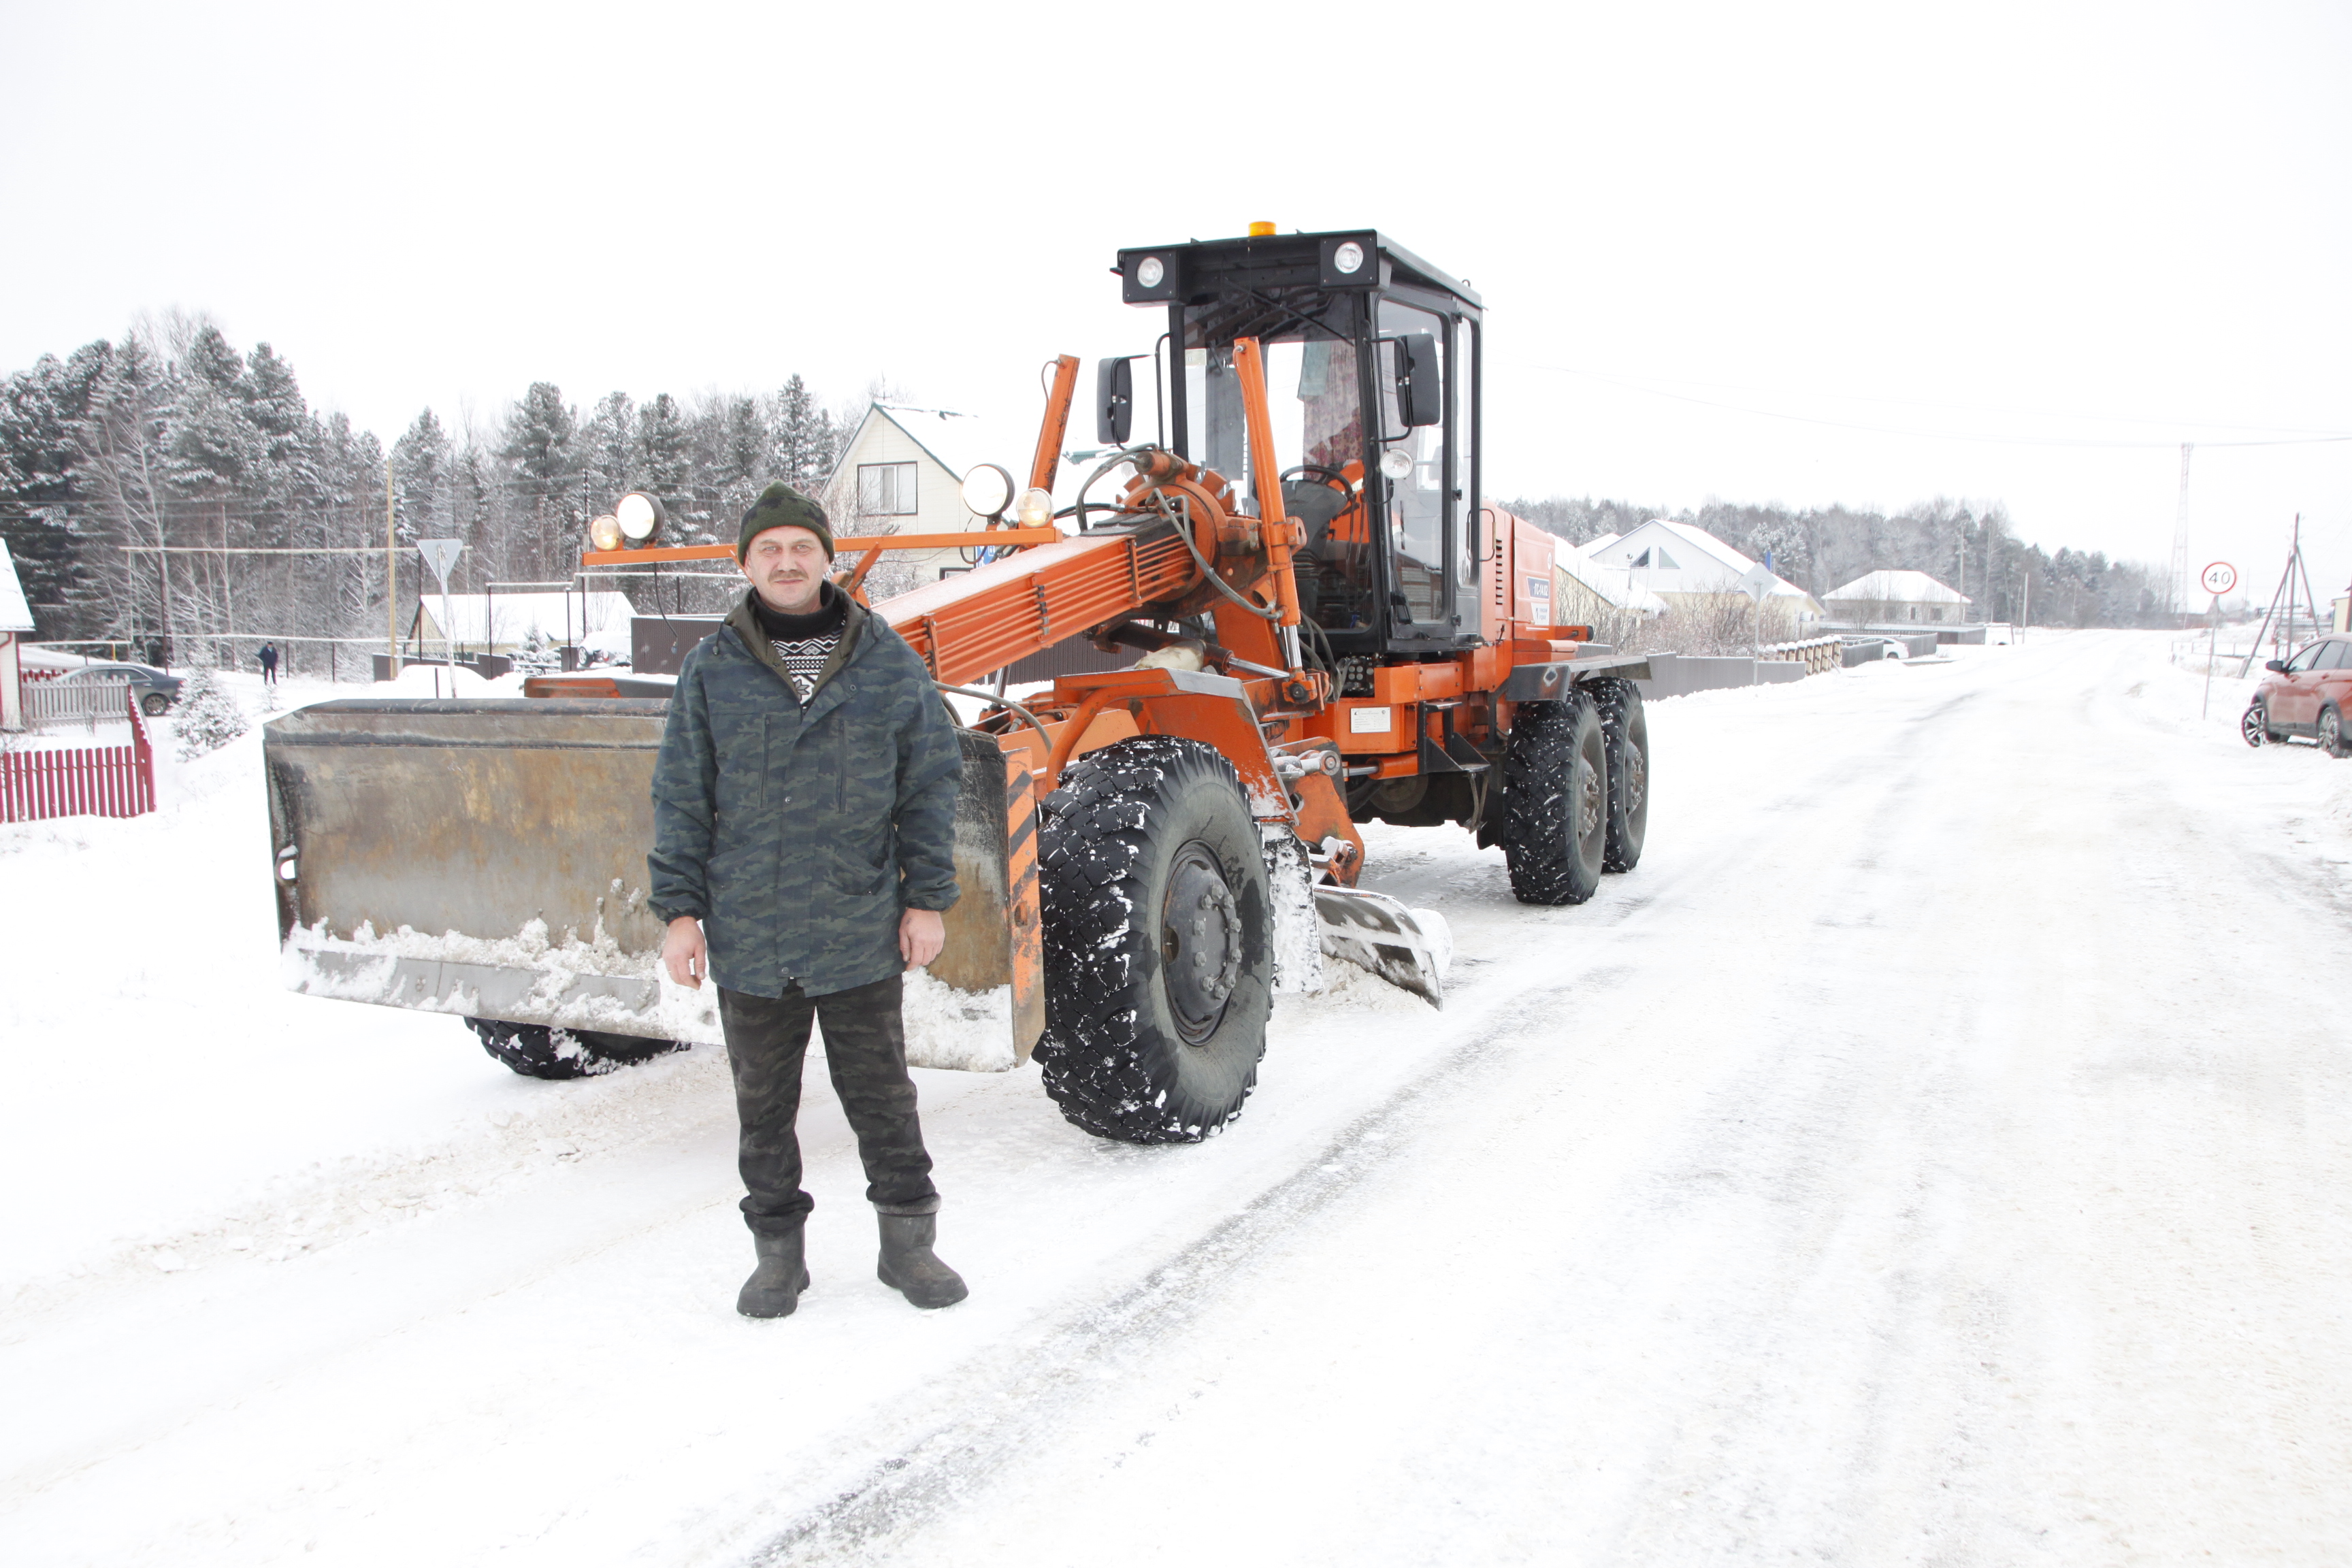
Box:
[3,634,2349,1566]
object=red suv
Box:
[2244,634,2352,756]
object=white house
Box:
[0,538,33,731]
[1582,519,1824,628]
[1553,540,1667,625]
[821,404,1030,591]
[1822,569,1973,627]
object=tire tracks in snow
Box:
[722,668,2024,1565]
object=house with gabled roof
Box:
[1580,519,1824,634]
[1823,569,1972,627]
[0,538,35,732]
[821,404,1031,592]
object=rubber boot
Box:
[877,1213,968,1309]
[737,1228,810,1319]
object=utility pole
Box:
[385,462,399,679]
[2170,444,2193,625]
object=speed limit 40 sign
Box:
[2200,561,2237,597]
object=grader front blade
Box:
[263,700,1041,1069]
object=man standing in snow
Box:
[647,482,969,1320]
[257,642,278,686]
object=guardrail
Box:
[1,687,157,823]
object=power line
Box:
[1528,365,2352,451]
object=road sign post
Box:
[2199,561,2236,720]
[416,539,465,695]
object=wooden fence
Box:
[1,689,157,823]
[24,676,136,732]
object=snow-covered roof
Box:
[416,591,638,645]
[1823,569,1971,606]
[1584,532,1621,553]
[1556,543,1669,615]
[0,538,34,634]
[866,404,1026,487]
[1584,518,1817,606]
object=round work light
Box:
[615,491,665,544]
[588,514,623,553]
[1136,256,1166,289]
[1016,487,1056,528]
[960,463,1015,521]
[1333,241,1365,275]
[1379,447,1415,480]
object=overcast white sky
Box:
[3,0,2347,604]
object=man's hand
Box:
[900,908,945,970]
[662,916,706,990]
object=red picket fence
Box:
[1,689,156,823]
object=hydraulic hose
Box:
[934,683,1054,755]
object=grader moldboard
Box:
[264,227,1653,1144]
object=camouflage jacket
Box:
[648,586,962,998]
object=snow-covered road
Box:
[4,634,2349,1566]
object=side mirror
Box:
[2266,659,2288,672]
[1393,332,1441,428]
[1095,357,1133,446]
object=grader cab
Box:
[264,227,1652,1143]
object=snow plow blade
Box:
[262,700,1042,1069]
[1313,885,1448,1005]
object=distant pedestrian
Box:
[257,642,279,686]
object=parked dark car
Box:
[2244,634,2352,756]
[60,662,183,717]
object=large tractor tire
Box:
[465,1018,688,1081]
[1588,677,1650,872]
[1034,736,1274,1143]
[1501,690,1609,906]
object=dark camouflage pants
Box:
[717,974,940,1235]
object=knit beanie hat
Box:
[737,483,834,561]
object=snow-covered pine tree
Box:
[391,410,451,543]
[581,392,636,514]
[770,374,823,487]
[634,393,697,540]
[497,383,578,580]
[170,663,247,759]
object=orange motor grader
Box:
[263,228,1652,1143]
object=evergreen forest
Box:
[0,318,2170,669]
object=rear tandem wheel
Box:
[1587,677,1649,872]
[1034,736,1274,1143]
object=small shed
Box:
[412,591,638,657]
[1823,570,1972,626]
[820,404,1028,591]
[0,538,34,731]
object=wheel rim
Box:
[2242,706,2265,745]
[1575,730,1606,860]
[1622,737,1647,819]
[1160,840,1242,1045]
[2326,712,2342,750]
